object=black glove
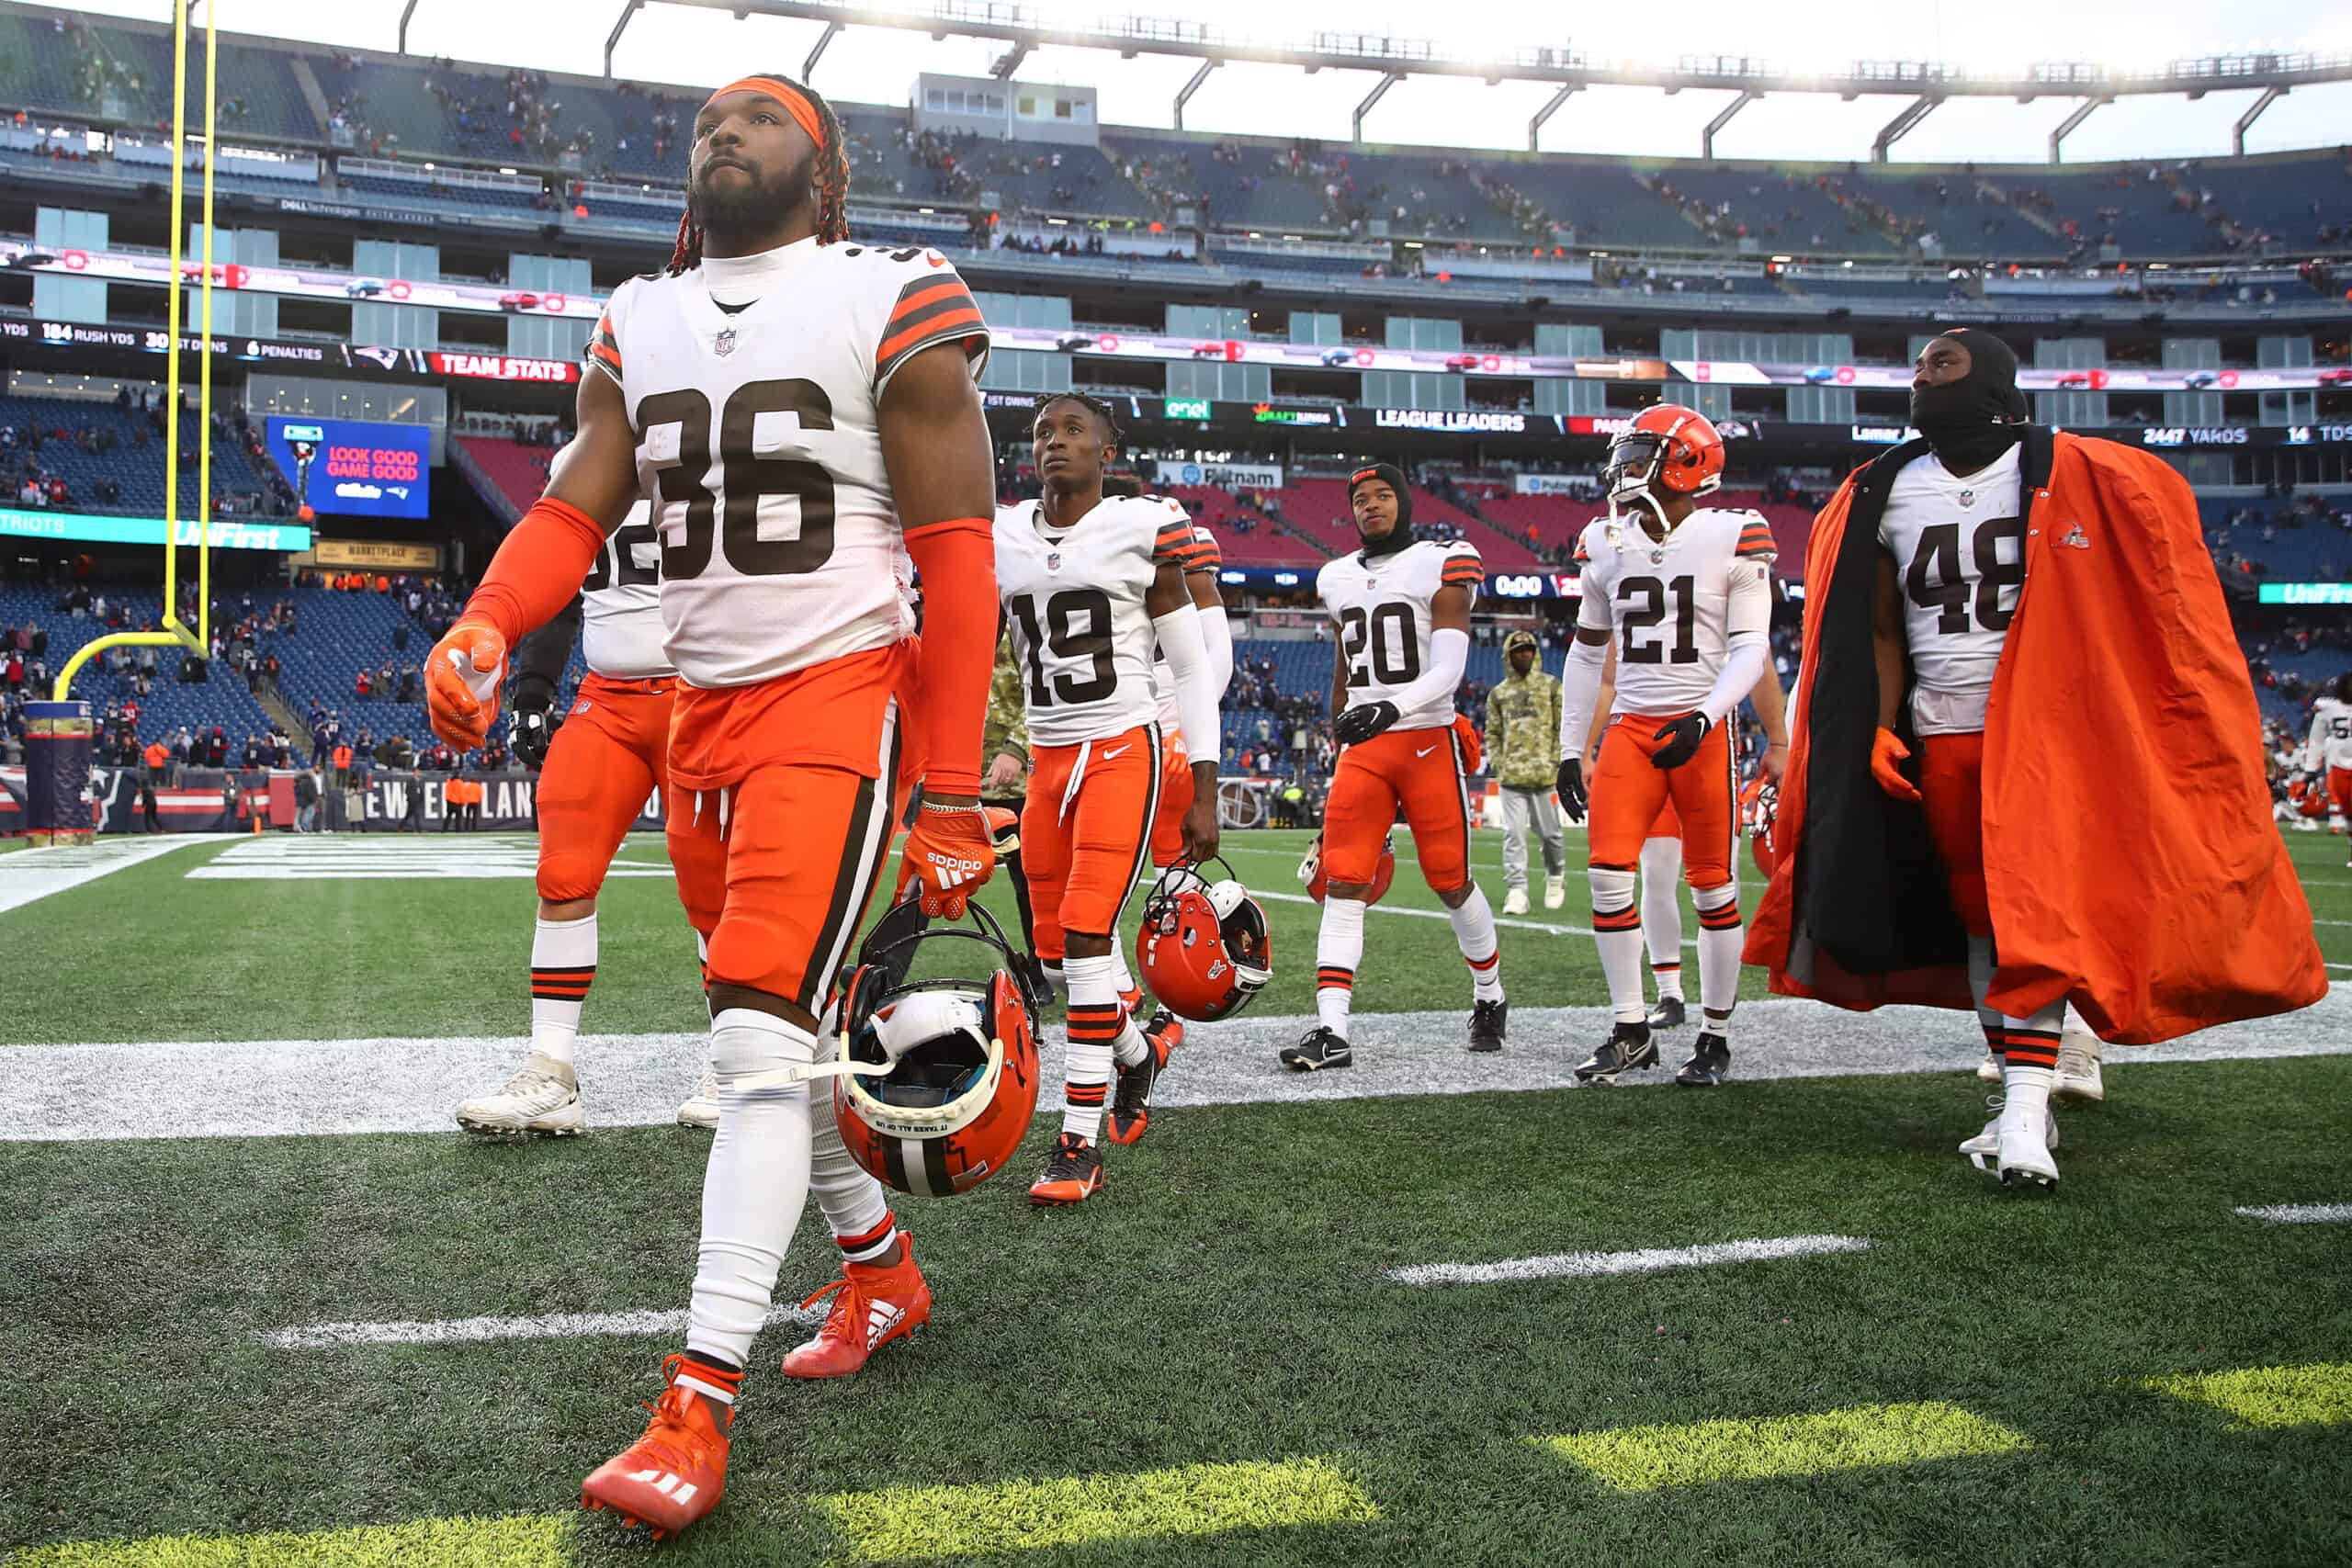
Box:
[509,686,560,769]
[1555,758,1587,823]
[1650,713,1711,771]
[1334,700,1400,748]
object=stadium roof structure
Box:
[596,0,2352,164]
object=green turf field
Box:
[2,826,2348,1565]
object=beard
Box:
[688,159,806,241]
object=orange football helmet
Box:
[1299,831,1396,906]
[831,899,1041,1198]
[1605,404,1725,523]
[1136,858,1272,1022]
[1740,773,1779,877]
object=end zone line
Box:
[259,1301,819,1350]
[2233,1202,2352,1224]
[1385,1234,1871,1287]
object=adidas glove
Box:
[1334,700,1399,747]
[895,799,999,919]
[424,618,507,750]
[1555,759,1588,824]
[509,684,560,770]
[1649,712,1711,771]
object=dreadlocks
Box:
[1031,391,1122,447]
[668,71,851,276]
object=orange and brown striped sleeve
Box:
[1736,516,1778,560]
[1184,525,1223,574]
[1151,513,1197,569]
[1440,547,1485,588]
[876,270,988,388]
[583,308,622,384]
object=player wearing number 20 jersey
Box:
[1288,463,1507,1073]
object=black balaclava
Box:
[1349,463,1415,559]
[1910,328,2025,474]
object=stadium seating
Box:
[453,435,555,520]
[0,582,278,748]
[1651,166,1903,255]
[0,394,267,518]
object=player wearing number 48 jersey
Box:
[423,72,1004,1540]
[1556,405,1771,1089]
[1287,464,1508,1072]
[453,499,727,1137]
[1744,328,2323,1192]
[996,393,1220,1201]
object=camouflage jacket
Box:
[1483,668,1562,788]
[983,632,1028,772]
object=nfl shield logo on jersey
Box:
[1046,551,1061,574]
[713,327,737,358]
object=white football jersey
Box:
[1876,445,2024,736]
[995,494,1198,748]
[579,501,673,681]
[1151,524,1223,739]
[2306,696,2352,772]
[1317,538,1484,732]
[1573,508,1776,717]
[589,238,989,688]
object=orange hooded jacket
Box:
[1743,427,2324,1044]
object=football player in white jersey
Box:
[453,500,721,1135]
[2301,674,2352,848]
[1286,463,1508,1070]
[996,393,1221,1198]
[1556,406,1770,1089]
[423,73,1001,1539]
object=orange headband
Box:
[707,77,823,147]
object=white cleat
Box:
[1543,874,1566,910]
[1502,887,1530,916]
[676,1062,720,1130]
[456,1053,584,1136]
[1961,1098,2059,1190]
[2052,1024,2105,1104]
[1975,1050,2003,1085]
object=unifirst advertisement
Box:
[266,417,432,520]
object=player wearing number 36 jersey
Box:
[996,392,1219,1202]
[422,72,1005,1540]
[1558,405,1771,1090]
[1287,463,1508,1073]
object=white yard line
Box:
[2232,1202,2352,1224]
[8,987,2349,1143]
[1386,1234,1871,1288]
[0,833,214,914]
[261,1301,817,1350]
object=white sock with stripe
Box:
[1589,865,1647,1023]
[1315,897,1366,1037]
[1691,878,1742,1038]
[527,913,596,1066]
[1061,953,1122,1141]
[1108,923,1138,1000]
[1639,838,1684,1001]
[686,1008,814,1371]
[808,1090,897,1264]
[1446,885,1505,1003]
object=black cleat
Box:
[1105,1015,1179,1145]
[1468,998,1509,1054]
[1279,1026,1353,1072]
[1028,1132,1106,1205]
[1675,1032,1731,1087]
[1646,996,1688,1030]
[1576,1021,1657,1084]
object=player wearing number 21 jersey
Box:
[997,392,1221,1203]
[1557,406,1771,1090]
[423,73,1005,1539]
[1286,462,1508,1073]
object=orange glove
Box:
[1870,726,1922,803]
[896,799,999,919]
[1452,713,1483,773]
[424,617,508,750]
[983,805,1020,858]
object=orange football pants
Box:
[1148,734,1193,868]
[1917,730,1993,938]
[1586,712,1735,886]
[1323,724,1474,894]
[1023,723,1160,962]
[535,672,673,902]
[2329,765,2352,819]
[666,647,912,1012]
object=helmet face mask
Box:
[1604,406,1724,528]
[1137,857,1272,1022]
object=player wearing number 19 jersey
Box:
[997,393,1221,1199]
[423,73,1003,1540]
[1286,463,1507,1072]
[1557,406,1771,1089]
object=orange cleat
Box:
[779,1235,933,1380]
[1105,1012,1182,1146]
[580,1354,737,1540]
[1028,1131,1106,1205]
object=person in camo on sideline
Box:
[1482,627,1566,914]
